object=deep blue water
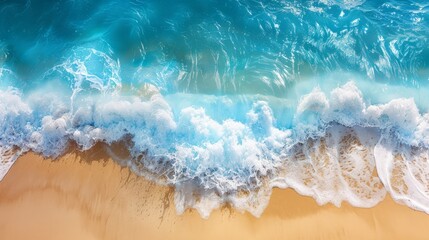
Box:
[2,0,429,92]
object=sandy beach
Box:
[1,147,429,240]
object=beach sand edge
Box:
[1,148,428,240]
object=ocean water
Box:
[1,0,429,217]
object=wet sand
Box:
[1,148,429,240]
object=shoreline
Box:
[1,148,429,240]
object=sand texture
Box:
[1,147,429,240]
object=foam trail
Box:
[0,148,21,181]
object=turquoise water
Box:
[1,0,429,217]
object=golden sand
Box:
[1,148,429,240]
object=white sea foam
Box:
[1,79,429,217]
